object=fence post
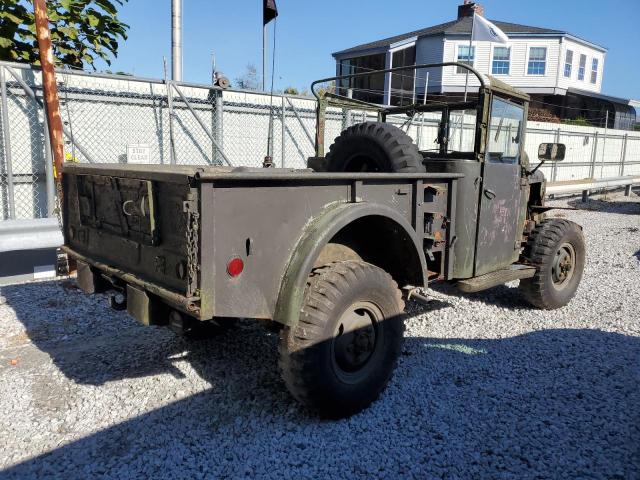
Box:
[167,83,177,164]
[0,66,16,219]
[619,133,627,177]
[214,91,223,166]
[589,131,598,178]
[552,127,561,181]
[42,115,56,217]
[342,88,353,131]
[280,94,285,168]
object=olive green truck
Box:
[61,63,585,418]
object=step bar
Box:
[457,265,536,293]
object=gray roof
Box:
[333,16,567,56]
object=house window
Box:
[492,47,510,75]
[527,47,547,75]
[578,54,586,80]
[338,53,386,104]
[564,50,573,78]
[591,58,598,84]
[390,45,416,106]
[457,45,475,74]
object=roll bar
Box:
[310,62,486,101]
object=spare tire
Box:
[325,122,425,173]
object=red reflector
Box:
[226,257,244,277]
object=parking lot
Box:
[1,191,639,479]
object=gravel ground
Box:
[0,191,639,479]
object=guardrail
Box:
[546,175,640,201]
[0,217,63,253]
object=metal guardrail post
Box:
[619,133,628,177]
[0,66,16,219]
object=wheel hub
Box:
[332,302,381,375]
[552,242,575,288]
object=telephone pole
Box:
[33,0,64,181]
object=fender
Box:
[273,201,427,327]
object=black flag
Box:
[263,0,278,25]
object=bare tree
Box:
[235,63,259,91]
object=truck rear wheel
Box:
[519,219,585,309]
[325,122,425,173]
[278,261,405,418]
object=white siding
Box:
[441,37,562,93]
[557,38,605,93]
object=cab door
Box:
[474,96,526,276]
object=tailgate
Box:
[62,168,200,299]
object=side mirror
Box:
[538,143,566,161]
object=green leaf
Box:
[87,14,100,27]
[0,38,13,48]
[0,11,23,24]
[95,0,117,15]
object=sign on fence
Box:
[126,143,151,164]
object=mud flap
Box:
[76,260,108,294]
[126,284,167,326]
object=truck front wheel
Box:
[519,218,585,309]
[278,261,405,418]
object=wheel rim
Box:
[551,242,576,289]
[331,301,383,383]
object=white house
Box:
[332,1,636,130]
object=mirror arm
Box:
[527,159,545,176]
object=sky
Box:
[99,0,640,100]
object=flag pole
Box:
[262,23,267,91]
[463,12,475,102]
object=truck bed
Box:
[62,163,462,323]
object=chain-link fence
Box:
[1,60,639,221]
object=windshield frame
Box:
[485,95,526,165]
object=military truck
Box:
[61,63,585,418]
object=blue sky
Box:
[103,0,639,99]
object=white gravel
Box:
[0,190,639,479]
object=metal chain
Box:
[185,210,200,297]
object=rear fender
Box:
[273,202,426,327]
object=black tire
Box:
[279,261,405,418]
[519,219,585,309]
[325,121,425,173]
